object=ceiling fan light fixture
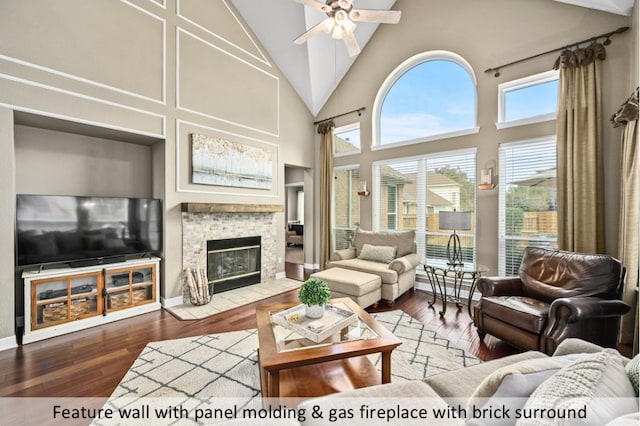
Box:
[333,9,349,26]
[331,24,346,39]
[293,0,400,56]
[340,17,356,33]
[331,9,355,39]
[322,17,335,33]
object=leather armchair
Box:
[473,247,630,355]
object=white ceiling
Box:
[229,0,634,117]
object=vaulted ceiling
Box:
[230,0,396,116]
[229,0,634,116]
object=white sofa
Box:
[299,339,639,425]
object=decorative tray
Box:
[270,304,358,343]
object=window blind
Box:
[499,137,558,276]
[373,149,477,263]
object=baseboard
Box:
[0,335,18,352]
[304,262,319,270]
[161,295,184,308]
[414,281,431,293]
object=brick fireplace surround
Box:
[180,203,281,301]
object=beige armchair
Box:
[327,228,420,303]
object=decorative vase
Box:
[304,303,325,319]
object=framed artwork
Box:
[190,133,273,190]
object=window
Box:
[497,70,559,129]
[333,165,360,250]
[499,137,558,275]
[334,123,360,156]
[373,149,477,262]
[373,51,478,149]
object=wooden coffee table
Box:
[256,297,402,398]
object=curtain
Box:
[318,120,334,270]
[611,88,639,346]
[555,42,606,253]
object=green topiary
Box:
[298,277,331,306]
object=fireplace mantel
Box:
[181,202,284,214]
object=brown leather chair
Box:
[473,247,630,355]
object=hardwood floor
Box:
[0,269,517,398]
[2,263,624,398]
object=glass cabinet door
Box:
[32,272,100,329]
[104,265,155,311]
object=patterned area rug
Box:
[109,310,480,405]
[369,310,481,379]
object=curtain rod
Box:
[314,107,366,125]
[485,26,629,77]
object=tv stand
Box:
[22,257,160,344]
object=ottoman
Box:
[310,267,382,308]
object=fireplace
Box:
[181,206,278,303]
[207,236,261,293]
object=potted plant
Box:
[298,277,332,319]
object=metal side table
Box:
[423,258,489,317]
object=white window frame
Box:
[333,122,361,157]
[496,70,559,130]
[372,51,479,151]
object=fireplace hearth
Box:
[207,236,261,293]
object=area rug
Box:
[369,310,481,380]
[109,310,480,405]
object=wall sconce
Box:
[357,181,370,196]
[478,167,496,190]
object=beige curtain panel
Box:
[611,88,639,346]
[555,42,606,253]
[318,120,335,270]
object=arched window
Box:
[373,51,478,148]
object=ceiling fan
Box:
[293,0,401,56]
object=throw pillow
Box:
[358,244,397,264]
[516,349,638,426]
[465,355,581,426]
[625,353,639,397]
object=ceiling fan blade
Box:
[343,32,361,56]
[295,0,332,13]
[293,18,331,44]
[349,9,401,24]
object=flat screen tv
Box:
[16,195,163,268]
